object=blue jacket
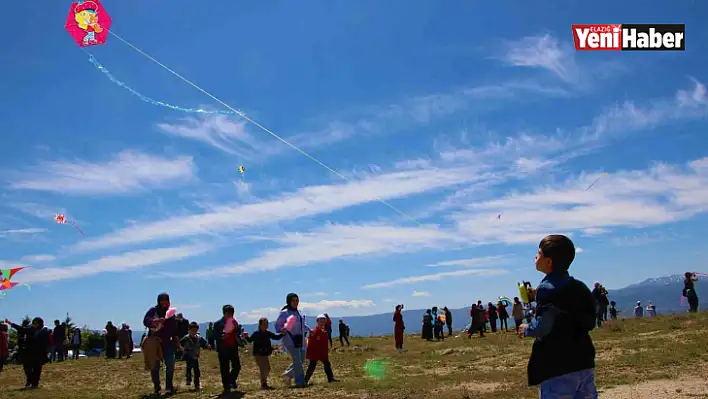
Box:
[526,272,596,386]
[274,309,309,352]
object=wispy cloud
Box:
[21,243,212,284]
[21,254,56,263]
[501,34,579,84]
[362,269,508,289]
[575,248,584,254]
[453,157,708,245]
[426,255,510,268]
[8,151,196,195]
[157,115,276,157]
[287,81,569,150]
[238,299,375,322]
[0,228,46,238]
[166,223,465,279]
[73,165,482,252]
[302,292,329,297]
[412,290,430,297]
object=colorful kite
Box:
[585,172,607,191]
[65,1,111,47]
[498,296,512,307]
[0,267,30,296]
[54,214,84,236]
[238,165,246,182]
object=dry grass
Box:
[1,313,708,398]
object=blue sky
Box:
[0,1,707,329]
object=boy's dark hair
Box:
[539,234,576,271]
[222,304,235,315]
[189,322,199,329]
[610,301,616,306]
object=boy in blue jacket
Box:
[519,235,597,398]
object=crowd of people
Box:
[0,235,702,399]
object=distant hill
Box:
[131,274,707,343]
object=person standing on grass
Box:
[634,301,644,318]
[591,283,604,328]
[5,317,50,389]
[518,235,597,399]
[53,320,66,362]
[213,304,242,394]
[104,321,118,359]
[393,305,405,352]
[600,286,610,321]
[275,293,309,388]
[338,320,350,346]
[609,301,618,321]
[180,322,211,392]
[497,300,510,332]
[70,328,82,359]
[248,317,283,389]
[323,314,333,347]
[143,292,181,396]
[468,304,485,338]
[443,307,453,336]
[304,314,337,385]
[512,297,524,334]
[683,272,699,312]
[206,322,215,348]
[488,302,498,333]
[118,323,131,359]
[0,322,8,372]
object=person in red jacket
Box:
[0,322,8,372]
[304,314,337,385]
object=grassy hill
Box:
[3,312,708,398]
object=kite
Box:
[54,214,84,236]
[585,172,607,191]
[498,296,512,307]
[497,213,502,220]
[0,267,30,295]
[238,165,245,183]
[65,1,111,47]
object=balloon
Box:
[284,315,295,331]
[166,308,176,319]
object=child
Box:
[518,235,597,398]
[247,317,283,389]
[180,322,210,391]
[304,314,337,385]
[609,301,618,320]
[0,323,8,372]
[213,305,242,394]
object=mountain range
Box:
[131,274,705,343]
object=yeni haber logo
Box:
[572,24,685,51]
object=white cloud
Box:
[157,115,275,157]
[8,151,196,195]
[288,81,569,149]
[452,157,708,245]
[0,228,46,237]
[20,243,212,284]
[412,291,430,297]
[73,165,483,252]
[21,254,56,263]
[501,34,578,84]
[575,248,584,254]
[583,227,608,236]
[302,292,329,297]
[238,299,375,322]
[362,269,508,289]
[426,255,510,268]
[168,223,465,279]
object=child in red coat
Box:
[304,314,337,384]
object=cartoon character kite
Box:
[238,165,245,182]
[0,267,30,297]
[55,214,84,236]
[65,0,112,47]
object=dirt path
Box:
[601,378,708,398]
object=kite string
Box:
[106,30,424,227]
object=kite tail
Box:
[71,221,84,236]
[86,54,236,116]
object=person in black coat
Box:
[53,320,66,362]
[247,318,283,389]
[5,317,50,389]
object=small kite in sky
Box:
[238,165,245,181]
[497,213,502,220]
[65,0,112,47]
[585,172,608,191]
[55,214,84,236]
